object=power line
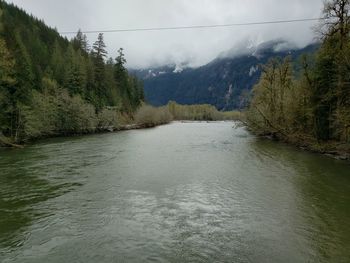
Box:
[60,17,325,35]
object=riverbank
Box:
[292,139,350,161]
[0,102,242,148]
[4,119,349,163]
[0,122,169,149]
[0,103,172,148]
[257,132,350,161]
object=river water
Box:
[0,122,349,262]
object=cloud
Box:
[6,0,324,68]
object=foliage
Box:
[0,0,144,143]
[246,57,296,136]
[134,102,241,127]
[135,104,173,127]
[18,80,126,140]
[246,0,350,146]
[167,101,241,121]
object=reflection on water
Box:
[250,139,350,262]
[0,122,349,262]
[0,146,84,252]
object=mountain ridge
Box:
[131,41,319,110]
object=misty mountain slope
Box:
[132,42,319,110]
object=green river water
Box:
[0,122,349,262]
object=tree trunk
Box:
[0,132,24,148]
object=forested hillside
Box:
[0,0,144,144]
[133,42,318,110]
[247,0,350,155]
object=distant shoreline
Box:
[0,123,165,149]
[0,121,241,149]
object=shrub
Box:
[135,104,173,126]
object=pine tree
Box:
[72,29,89,53]
[92,33,108,59]
[85,54,96,103]
[50,40,66,85]
[104,58,119,106]
[91,33,108,109]
[0,39,16,87]
[114,48,130,110]
[313,0,350,140]
[65,44,87,95]
[312,46,337,140]
[0,38,16,135]
[13,31,34,102]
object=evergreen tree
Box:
[92,33,108,59]
[92,33,108,109]
[313,0,350,140]
[65,44,87,95]
[105,57,119,106]
[85,54,96,103]
[50,40,66,85]
[114,48,130,110]
[0,39,15,87]
[13,31,34,101]
[312,46,337,140]
[72,29,89,53]
[0,38,16,135]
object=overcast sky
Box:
[6,0,324,68]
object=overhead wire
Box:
[59,17,325,35]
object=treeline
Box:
[0,1,144,143]
[247,0,350,153]
[134,102,241,128]
[168,101,241,121]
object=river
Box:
[0,122,349,262]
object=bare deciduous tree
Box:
[318,0,350,49]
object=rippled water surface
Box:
[0,122,349,262]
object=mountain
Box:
[132,41,319,110]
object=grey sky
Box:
[6,0,324,68]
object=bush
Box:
[97,109,119,130]
[21,88,99,139]
[135,104,173,126]
[167,101,241,121]
[55,90,98,133]
[21,90,57,138]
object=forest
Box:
[246,0,350,156]
[0,0,144,145]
